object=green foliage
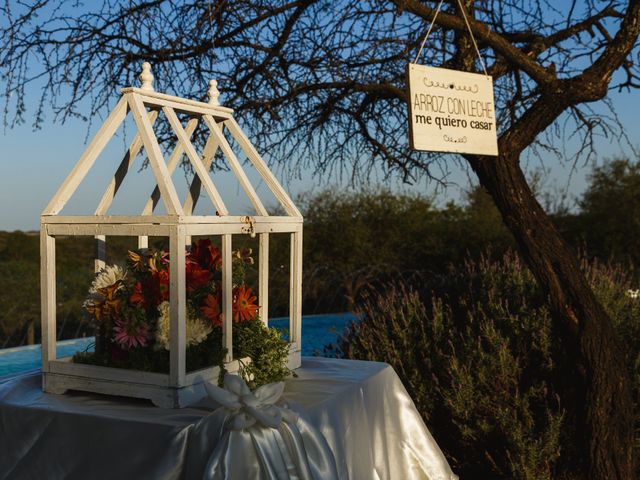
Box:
[463,186,514,252]
[301,188,434,310]
[0,232,40,344]
[334,253,640,480]
[577,158,640,268]
[0,254,39,345]
[583,259,640,403]
[233,320,292,389]
[0,232,97,346]
[301,187,514,313]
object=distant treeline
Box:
[1,158,638,348]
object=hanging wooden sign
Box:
[407,63,498,156]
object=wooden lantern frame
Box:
[40,64,302,408]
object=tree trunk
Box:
[468,148,635,479]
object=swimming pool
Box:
[0,313,356,377]
[0,337,95,376]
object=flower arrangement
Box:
[74,239,290,387]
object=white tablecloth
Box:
[0,357,456,480]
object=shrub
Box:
[333,252,640,480]
[583,258,640,428]
[578,158,640,269]
[299,188,514,314]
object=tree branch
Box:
[393,0,555,84]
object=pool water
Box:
[0,337,95,377]
[269,313,355,355]
[0,313,356,377]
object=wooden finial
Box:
[139,62,154,91]
[208,80,220,105]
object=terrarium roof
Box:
[42,62,301,220]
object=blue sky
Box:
[0,83,637,232]
[1,0,638,231]
[0,100,437,230]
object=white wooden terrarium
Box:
[40,63,303,408]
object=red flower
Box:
[189,239,221,270]
[186,261,212,291]
[129,270,169,308]
[130,281,146,307]
[201,293,222,326]
[233,286,259,323]
[157,269,170,301]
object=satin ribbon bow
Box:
[204,374,299,431]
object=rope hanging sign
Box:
[407,0,498,156]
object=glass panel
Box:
[267,233,291,340]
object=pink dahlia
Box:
[113,318,149,349]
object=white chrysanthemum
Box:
[187,318,213,347]
[156,301,171,348]
[155,301,212,350]
[89,265,127,294]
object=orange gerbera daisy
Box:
[233,286,259,323]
